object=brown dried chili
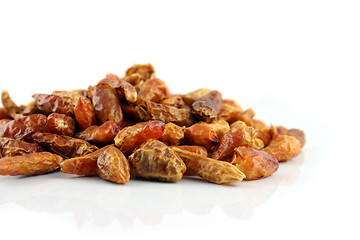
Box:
[0,114,47,141]
[75,121,119,145]
[74,96,97,130]
[45,113,76,136]
[237,108,256,126]
[32,132,98,159]
[0,152,62,176]
[231,146,279,180]
[211,121,258,160]
[263,135,302,162]
[97,146,130,184]
[159,122,185,146]
[182,88,212,106]
[183,124,218,151]
[161,94,189,109]
[89,83,123,125]
[33,93,75,115]
[0,63,305,185]
[98,77,138,104]
[60,145,111,176]
[125,63,155,82]
[191,90,222,122]
[169,145,208,156]
[137,100,195,127]
[218,99,244,124]
[173,148,245,184]
[0,137,43,157]
[128,139,186,182]
[195,119,230,139]
[114,120,165,155]
[137,78,169,103]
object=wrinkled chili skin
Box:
[45,113,75,136]
[137,78,169,103]
[60,145,111,176]
[116,81,137,103]
[231,146,279,180]
[137,100,195,127]
[255,129,272,147]
[103,73,142,87]
[98,78,137,104]
[173,148,245,184]
[159,122,185,146]
[0,152,62,176]
[0,137,43,157]
[264,135,302,162]
[196,120,230,139]
[170,145,208,156]
[97,146,130,184]
[0,114,47,141]
[183,124,218,151]
[52,89,89,101]
[74,96,97,130]
[123,73,142,86]
[237,108,255,126]
[128,139,186,182]
[90,83,123,125]
[211,121,257,160]
[218,99,244,124]
[192,90,222,122]
[114,121,147,153]
[32,132,98,158]
[125,63,155,82]
[33,93,75,115]
[182,88,212,106]
[75,121,120,145]
[161,94,188,109]
[114,120,165,155]
[251,119,268,130]
[21,105,40,116]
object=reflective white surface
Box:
[0,154,305,233]
[1,0,359,239]
[0,154,303,225]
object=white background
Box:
[0,1,359,239]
